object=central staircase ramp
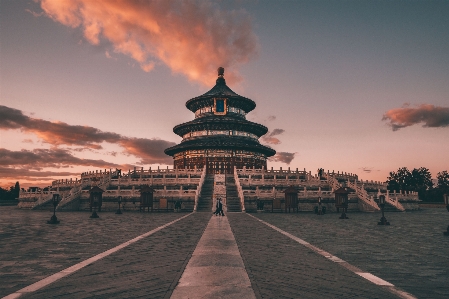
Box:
[196,174,214,212]
[226,175,242,212]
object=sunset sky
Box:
[1,0,448,188]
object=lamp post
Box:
[90,194,100,218]
[339,195,348,219]
[115,196,122,214]
[378,195,390,225]
[444,194,449,236]
[317,196,323,215]
[47,194,60,224]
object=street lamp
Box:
[317,196,323,215]
[90,194,100,218]
[47,194,60,224]
[115,196,122,214]
[378,195,390,225]
[339,195,348,219]
[444,194,449,236]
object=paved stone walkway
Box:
[171,215,255,298]
[1,207,448,298]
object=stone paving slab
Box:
[228,213,400,299]
[18,212,210,299]
[248,209,449,299]
[2,207,448,298]
[0,207,206,298]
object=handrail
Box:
[194,166,206,211]
[234,166,245,212]
[31,191,55,209]
[323,173,340,191]
[385,190,406,211]
[347,180,380,211]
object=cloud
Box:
[118,138,176,164]
[268,152,296,164]
[0,105,175,164]
[267,115,276,121]
[261,128,285,145]
[0,167,78,179]
[382,104,449,131]
[0,167,81,188]
[360,167,373,173]
[38,0,259,85]
[0,148,125,170]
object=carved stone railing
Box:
[383,190,406,211]
[347,180,380,211]
[234,166,245,212]
[324,174,341,191]
[194,166,207,211]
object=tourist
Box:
[214,198,225,216]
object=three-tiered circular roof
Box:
[164,68,275,158]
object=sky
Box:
[1,0,448,188]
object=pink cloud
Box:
[268,152,296,164]
[38,0,259,85]
[382,104,449,131]
[261,128,285,145]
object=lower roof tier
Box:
[164,135,276,157]
[173,115,269,137]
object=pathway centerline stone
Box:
[171,215,256,299]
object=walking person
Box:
[214,197,225,216]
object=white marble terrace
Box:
[18,166,419,211]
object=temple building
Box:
[164,67,275,174]
[17,68,420,213]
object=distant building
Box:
[164,67,275,174]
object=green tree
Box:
[386,167,412,192]
[410,167,433,191]
[386,167,434,202]
[437,171,449,190]
[0,187,10,201]
[13,181,20,199]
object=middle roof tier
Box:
[173,115,269,137]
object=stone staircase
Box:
[197,174,214,212]
[28,192,54,210]
[347,180,380,212]
[226,175,241,212]
[32,198,55,211]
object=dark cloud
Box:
[382,104,449,131]
[118,138,176,164]
[268,152,296,164]
[261,128,285,145]
[360,167,372,173]
[0,167,78,178]
[0,167,81,188]
[0,148,125,170]
[0,105,175,163]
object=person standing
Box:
[214,197,225,216]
